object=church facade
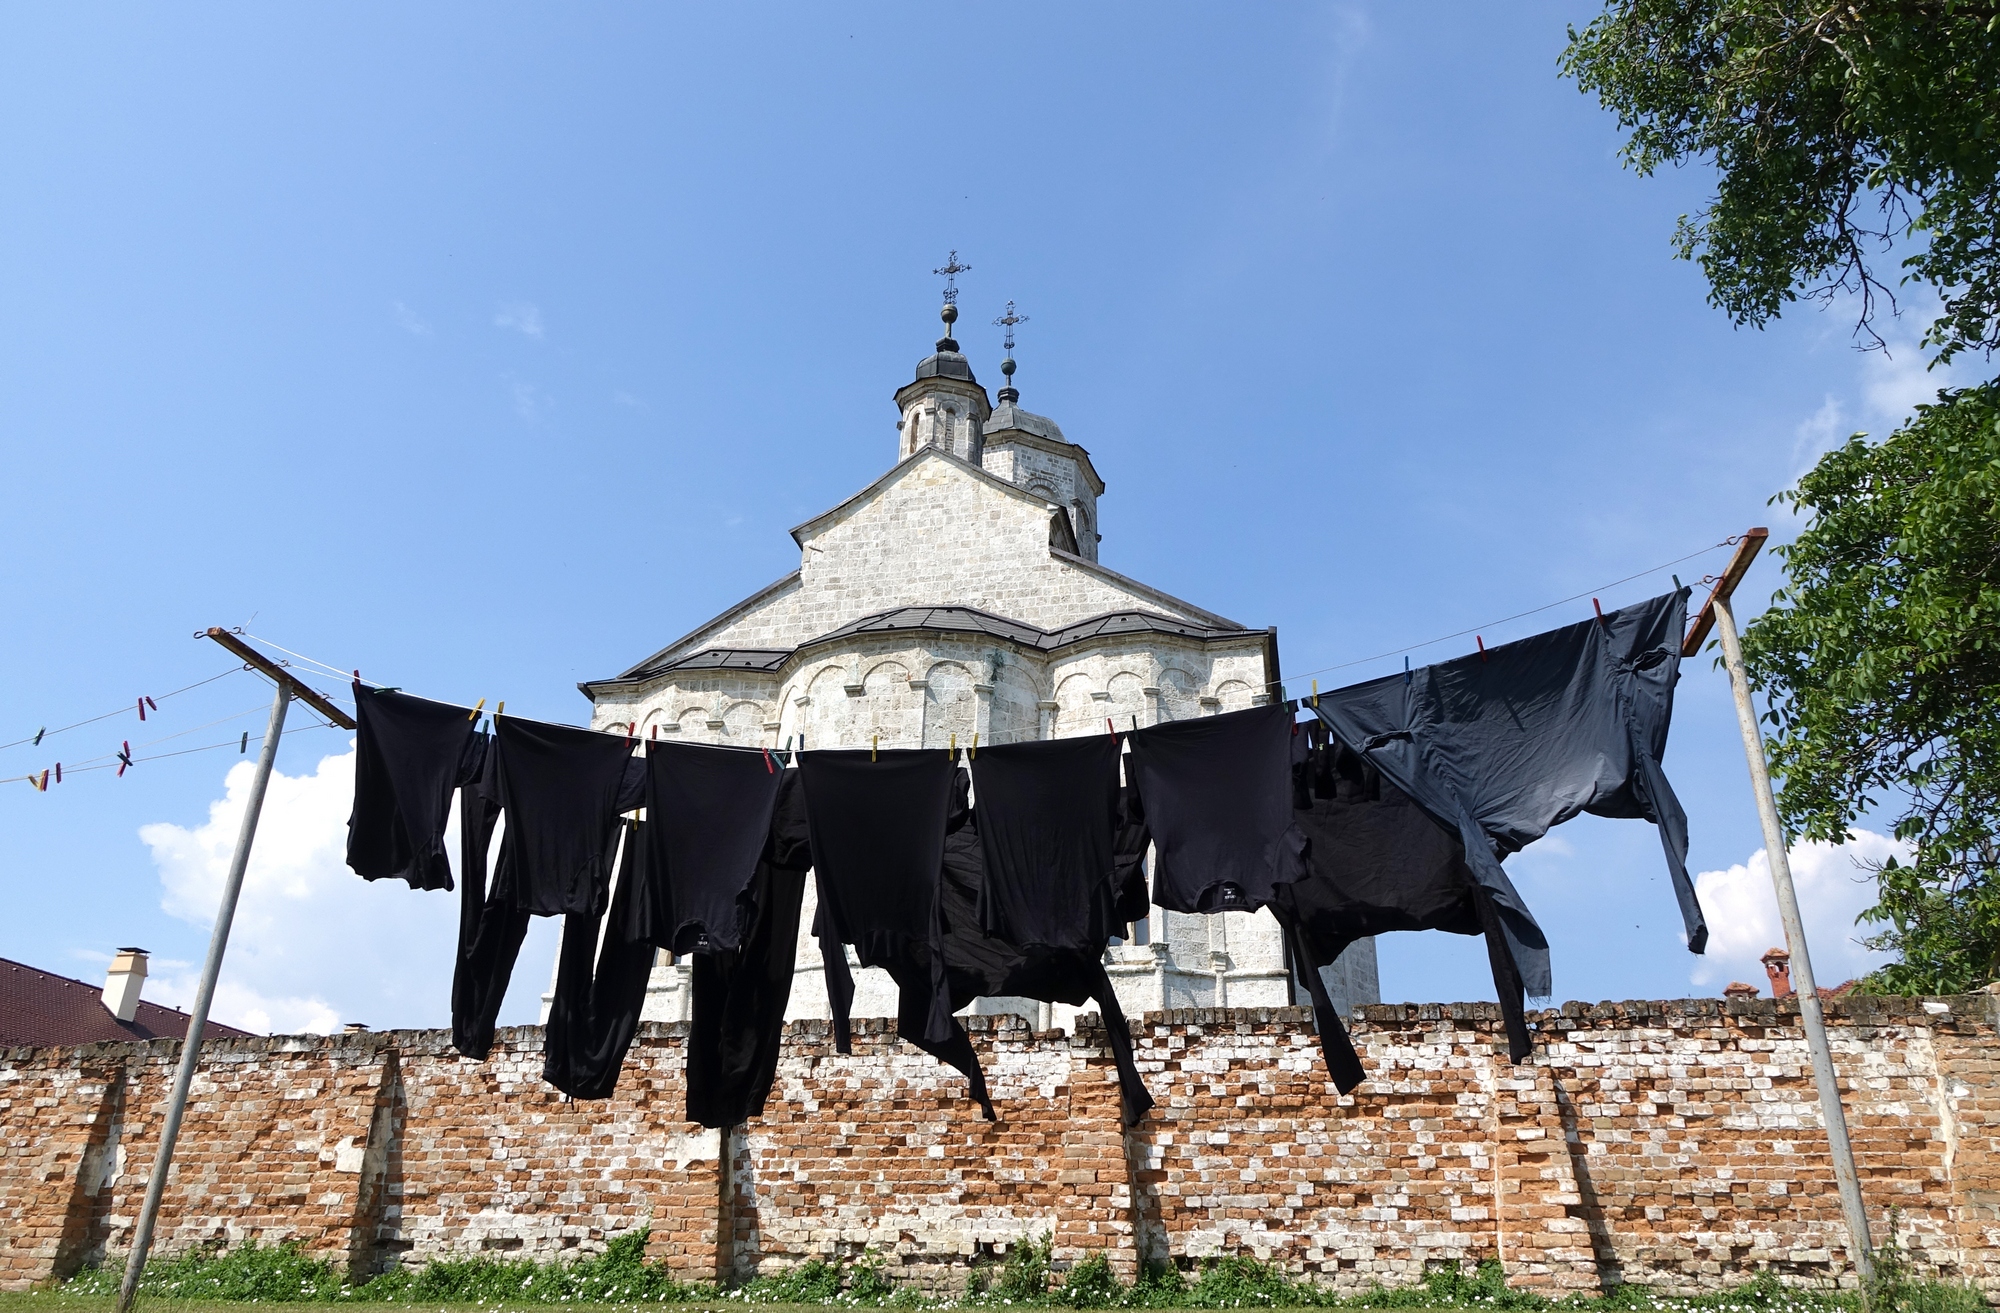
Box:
[578,300,1378,1030]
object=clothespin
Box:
[871,734,878,762]
[761,746,774,774]
[1311,679,1319,708]
[468,698,486,722]
[1404,655,1411,685]
[137,697,147,722]
[625,721,634,739]
[1672,574,1683,591]
[33,770,48,792]
[970,731,977,760]
[1106,717,1115,736]
[650,724,658,740]
[950,732,957,760]
[496,701,505,716]
[32,727,44,746]
[116,741,133,777]
[53,762,61,783]
[1592,597,1606,625]
[1476,636,1487,662]
[239,732,248,754]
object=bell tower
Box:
[893,251,992,464]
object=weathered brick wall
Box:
[5,997,1999,1297]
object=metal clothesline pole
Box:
[1689,529,1873,1280]
[117,630,356,1313]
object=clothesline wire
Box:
[4,722,343,788]
[37,701,291,773]
[0,666,249,754]
[242,633,358,686]
[1280,537,1738,687]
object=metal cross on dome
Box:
[993,300,1028,352]
[933,250,971,305]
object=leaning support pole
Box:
[117,680,292,1313]
[1691,529,1873,1280]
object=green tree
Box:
[1742,384,2000,992]
[1561,0,2000,362]
[1563,2,2000,990]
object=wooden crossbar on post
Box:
[203,628,355,729]
[1689,527,1874,1280]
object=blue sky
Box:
[0,4,1968,1032]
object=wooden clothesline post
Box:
[116,630,356,1313]
[1685,529,1873,1279]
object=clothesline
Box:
[1279,536,1741,687]
[4,721,345,787]
[0,666,249,754]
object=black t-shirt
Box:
[641,740,787,954]
[1125,704,1304,913]
[968,735,1122,953]
[485,716,637,918]
[348,683,482,891]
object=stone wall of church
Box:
[10,996,2000,1297]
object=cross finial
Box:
[933,250,971,305]
[993,300,1028,353]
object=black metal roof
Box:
[602,606,1260,687]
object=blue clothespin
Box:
[1403,656,1411,685]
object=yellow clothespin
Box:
[872,733,879,762]
[468,697,486,721]
[970,731,977,760]
[1310,680,1318,708]
[496,701,505,717]
[950,732,956,759]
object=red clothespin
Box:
[137,697,147,722]
[761,746,774,774]
[53,763,61,784]
[116,741,133,777]
[1592,598,1606,624]
[650,724,657,741]
[146,696,157,712]
[1106,717,1116,736]
[33,770,48,792]
[1476,636,1487,662]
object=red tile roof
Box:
[0,956,256,1048]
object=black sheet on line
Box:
[640,740,788,955]
[348,684,483,891]
[1112,785,1152,927]
[804,753,993,1120]
[1125,703,1305,914]
[1271,721,1530,1086]
[968,735,1122,952]
[484,716,638,918]
[543,819,657,1099]
[686,768,812,1129]
[1307,588,1699,999]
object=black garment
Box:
[543,819,657,1099]
[969,736,1122,951]
[348,684,482,891]
[452,744,528,1059]
[1125,704,1305,913]
[1308,588,1699,999]
[1111,786,1152,927]
[937,806,1156,1126]
[642,741,788,954]
[801,750,994,1120]
[799,747,958,1044]
[685,769,813,1129]
[1271,723,1530,1087]
[485,716,638,918]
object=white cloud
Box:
[1791,394,1850,473]
[494,302,545,338]
[506,375,550,423]
[138,746,485,1036]
[392,300,432,337]
[1690,828,1906,993]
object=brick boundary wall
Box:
[6,997,2000,1297]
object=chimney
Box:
[102,948,148,1022]
[1723,981,1760,1000]
[1762,946,1794,999]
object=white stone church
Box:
[575,296,1378,1030]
